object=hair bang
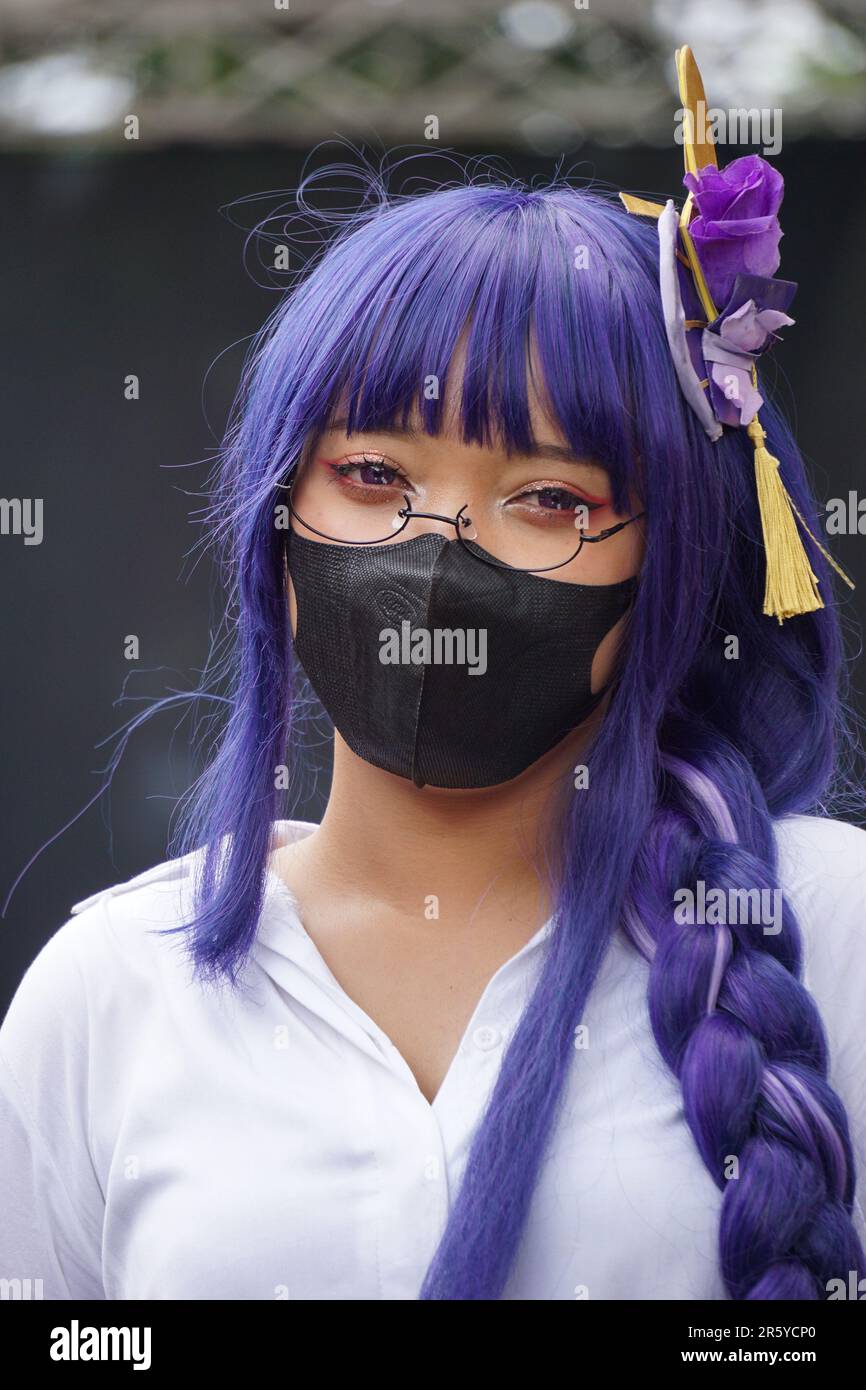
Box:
[300,189,648,512]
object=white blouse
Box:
[1,813,865,1301]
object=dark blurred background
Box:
[2,0,866,1010]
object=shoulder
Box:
[772,813,866,965]
[772,813,866,1102]
[773,812,866,896]
[772,813,866,983]
[0,818,319,1072]
[0,851,200,1086]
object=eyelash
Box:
[322,454,610,511]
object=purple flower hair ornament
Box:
[685,153,797,428]
[619,46,853,622]
[702,276,797,428]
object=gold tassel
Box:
[747,416,823,622]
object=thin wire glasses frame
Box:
[282,477,646,575]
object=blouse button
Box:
[472,1024,502,1050]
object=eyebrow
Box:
[323,418,596,469]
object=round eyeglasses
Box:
[281,470,645,575]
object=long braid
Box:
[625,743,865,1299]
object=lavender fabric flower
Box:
[683,155,784,309]
[717,298,794,354]
[702,275,797,427]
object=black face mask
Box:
[287,529,637,790]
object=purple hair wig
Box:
[155,166,864,1300]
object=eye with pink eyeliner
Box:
[507,482,612,521]
[317,453,410,492]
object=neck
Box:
[276,708,604,929]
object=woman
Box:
[2,145,865,1300]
